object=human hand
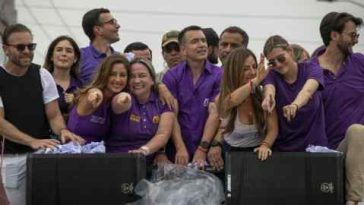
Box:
[207,146,224,171]
[262,93,275,113]
[175,147,189,166]
[254,145,272,161]
[158,84,177,111]
[153,153,172,166]
[64,93,75,105]
[87,89,103,108]
[60,128,86,145]
[29,138,60,150]
[283,103,299,122]
[192,148,207,169]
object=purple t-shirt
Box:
[56,77,81,117]
[67,101,111,143]
[263,61,328,151]
[80,44,116,86]
[106,92,172,153]
[311,52,364,149]
[162,60,222,156]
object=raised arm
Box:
[111,92,132,114]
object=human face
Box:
[98,13,120,43]
[132,49,152,61]
[106,63,128,94]
[218,32,244,63]
[51,40,76,70]
[129,63,154,101]
[162,42,182,68]
[266,47,293,75]
[241,55,257,84]
[3,32,34,68]
[337,21,359,55]
[181,30,208,62]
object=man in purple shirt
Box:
[312,12,364,204]
[80,8,120,85]
[162,25,222,166]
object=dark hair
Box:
[2,23,32,44]
[202,28,219,47]
[129,58,157,93]
[43,35,81,83]
[123,42,152,58]
[263,35,290,57]
[178,25,203,45]
[82,8,110,41]
[218,47,265,136]
[320,12,363,46]
[220,26,249,48]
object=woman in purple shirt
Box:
[44,36,82,122]
[262,35,328,151]
[107,58,174,162]
[67,55,131,143]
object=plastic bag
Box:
[128,164,225,205]
[305,145,340,153]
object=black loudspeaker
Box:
[27,153,146,205]
[225,152,344,205]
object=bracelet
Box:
[261,141,271,148]
[140,146,151,156]
[197,146,208,153]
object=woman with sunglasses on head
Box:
[208,48,278,170]
[262,35,328,151]
[106,58,175,164]
[44,36,82,122]
[67,55,131,144]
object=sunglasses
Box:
[163,43,180,53]
[6,43,37,52]
[268,55,286,67]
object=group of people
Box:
[0,7,363,205]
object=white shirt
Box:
[0,65,59,107]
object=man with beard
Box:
[218,26,249,64]
[0,24,84,205]
[80,8,120,85]
[162,26,222,167]
[202,28,219,65]
[312,12,364,205]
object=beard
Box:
[337,42,352,57]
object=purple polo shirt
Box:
[80,44,116,86]
[263,61,328,151]
[162,60,222,157]
[311,52,364,149]
[67,101,111,143]
[106,92,172,153]
[56,77,82,116]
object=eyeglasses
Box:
[268,54,286,67]
[100,18,118,26]
[342,31,360,39]
[6,43,37,52]
[163,43,180,53]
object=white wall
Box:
[15,0,364,72]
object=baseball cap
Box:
[161,30,180,47]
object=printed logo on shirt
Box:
[130,114,141,122]
[203,98,209,107]
[152,115,160,124]
[90,115,106,124]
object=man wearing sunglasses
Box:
[156,30,183,82]
[80,8,120,86]
[0,24,85,205]
[312,12,364,205]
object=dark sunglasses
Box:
[163,43,180,53]
[268,55,286,67]
[6,43,37,52]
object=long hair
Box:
[218,47,265,136]
[75,54,130,103]
[43,35,81,83]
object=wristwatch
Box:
[210,140,223,147]
[199,141,210,149]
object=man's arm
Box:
[45,100,85,144]
[192,102,220,166]
[0,108,60,149]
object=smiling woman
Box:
[67,54,131,143]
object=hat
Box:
[161,30,180,47]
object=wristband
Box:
[210,140,223,147]
[197,146,208,153]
